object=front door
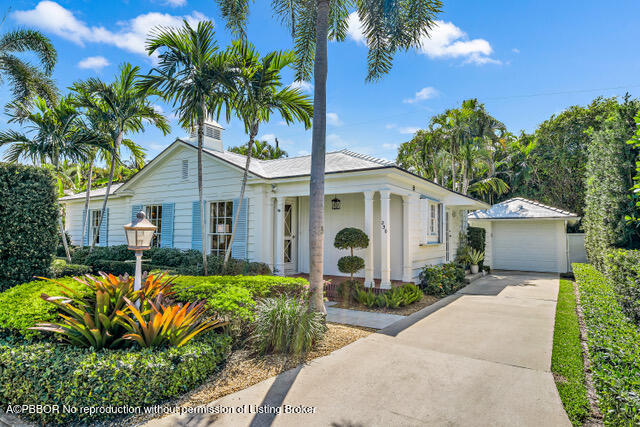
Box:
[445,211,451,262]
[283,199,298,274]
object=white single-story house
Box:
[60,120,488,288]
[467,198,581,273]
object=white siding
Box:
[64,145,265,262]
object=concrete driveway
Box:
[146,271,570,427]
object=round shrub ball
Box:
[338,255,365,275]
[334,227,369,250]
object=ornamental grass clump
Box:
[251,296,326,356]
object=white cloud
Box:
[385,123,397,129]
[13,1,208,57]
[289,80,313,93]
[512,48,520,54]
[346,13,499,65]
[327,133,348,150]
[327,112,342,126]
[164,0,187,6]
[346,12,366,45]
[77,55,110,71]
[382,143,398,150]
[399,126,420,135]
[403,86,438,104]
[259,134,276,143]
[297,150,310,156]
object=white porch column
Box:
[264,192,275,271]
[380,190,391,289]
[402,194,417,283]
[363,191,375,287]
[275,196,285,276]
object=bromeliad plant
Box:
[115,296,227,348]
[29,272,222,349]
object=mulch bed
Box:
[337,294,441,316]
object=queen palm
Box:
[0,28,57,104]
[72,63,169,251]
[222,41,312,268]
[143,20,233,275]
[215,0,442,313]
[0,96,98,261]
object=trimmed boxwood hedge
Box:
[0,333,231,425]
[573,263,640,425]
[0,277,89,339]
[173,275,309,321]
[68,245,271,276]
[603,249,640,324]
[0,163,59,291]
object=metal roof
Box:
[467,197,580,220]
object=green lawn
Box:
[551,279,590,425]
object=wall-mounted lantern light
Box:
[331,196,341,210]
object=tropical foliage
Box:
[228,139,288,159]
[0,28,57,105]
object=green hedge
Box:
[173,275,308,321]
[68,245,271,276]
[573,263,640,424]
[603,249,640,324]
[0,277,89,339]
[0,163,59,291]
[49,260,91,278]
[0,333,231,425]
[583,109,640,269]
[418,262,465,297]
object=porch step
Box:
[464,272,484,284]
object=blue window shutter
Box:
[131,205,143,222]
[82,209,88,246]
[231,198,249,260]
[192,201,203,250]
[161,203,175,248]
[99,208,109,246]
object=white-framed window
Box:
[428,202,442,243]
[90,209,102,244]
[144,205,163,248]
[209,200,233,256]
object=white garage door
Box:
[492,221,561,272]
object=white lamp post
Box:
[124,211,156,291]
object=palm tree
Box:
[0,28,57,105]
[222,41,312,268]
[143,20,233,275]
[228,139,289,160]
[0,96,98,261]
[215,0,443,313]
[72,63,169,251]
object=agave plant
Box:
[116,296,227,348]
[29,273,178,349]
[469,249,485,265]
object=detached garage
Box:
[467,198,580,273]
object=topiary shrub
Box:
[334,227,369,280]
[0,163,58,291]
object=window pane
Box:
[226,201,233,217]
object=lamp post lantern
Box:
[124,211,156,291]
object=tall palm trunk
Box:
[90,132,122,252]
[224,121,257,268]
[450,142,457,192]
[308,0,329,315]
[197,116,208,275]
[81,156,94,246]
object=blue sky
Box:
[2,0,640,163]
